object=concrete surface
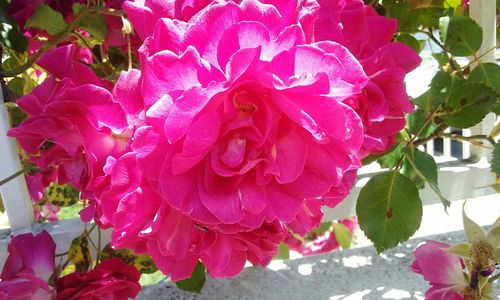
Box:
[138,228,499,300]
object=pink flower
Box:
[285,218,357,256]
[123,0,213,39]
[98,153,285,280]
[36,45,112,90]
[102,0,369,280]
[411,241,469,300]
[315,0,421,155]
[0,230,56,300]
[8,50,130,221]
[130,0,366,229]
[55,258,141,300]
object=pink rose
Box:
[103,0,368,280]
[0,231,56,300]
[98,153,285,280]
[315,0,421,155]
[131,0,366,229]
[8,50,130,221]
[36,45,112,90]
[55,258,141,300]
[411,241,469,300]
[123,0,213,39]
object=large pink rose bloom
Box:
[128,0,366,230]
[98,153,285,280]
[0,231,56,300]
[315,0,421,156]
[411,241,469,300]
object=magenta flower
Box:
[8,46,130,222]
[130,0,366,229]
[315,0,421,156]
[55,258,141,300]
[123,0,213,39]
[97,153,285,280]
[0,231,56,300]
[411,241,469,300]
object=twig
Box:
[414,123,448,146]
[0,168,28,186]
[441,133,496,147]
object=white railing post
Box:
[0,84,34,233]
[469,0,497,161]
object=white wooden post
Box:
[469,0,497,161]
[0,84,34,233]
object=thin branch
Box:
[0,168,27,186]
[441,133,496,147]
[460,43,500,70]
[414,123,448,146]
[96,227,102,264]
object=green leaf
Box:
[332,223,353,249]
[0,0,28,52]
[175,262,206,294]
[401,158,425,189]
[7,77,26,96]
[25,4,67,36]
[101,245,158,274]
[384,0,443,31]
[406,107,435,138]
[72,4,108,41]
[469,63,500,94]
[445,242,471,258]
[276,242,290,259]
[402,148,450,208]
[442,82,496,128]
[68,235,92,272]
[413,89,445,112]
[356,171,423,253]
[45,183,80,207]
[462,203,486,243]
[395,33,421,52]
[439,16,483,56]
[377,142,405,169]
[492,143,500,175]
[0,194,4,213]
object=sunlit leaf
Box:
[356,171,423,253]
[25,5,67,36]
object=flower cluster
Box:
[0,231,141,300]
[8,0,420,281]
